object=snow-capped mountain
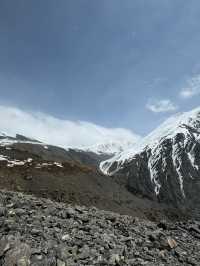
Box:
[100,107,200,210]
[83,139,140,155]
[0,131,42,144]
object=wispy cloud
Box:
[146,99,178,113]
[180,74,200,99]
[0,105,140,149]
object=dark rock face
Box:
[0,190,200,265]
[120,131,200,215]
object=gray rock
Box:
[15,208,26,216]
[4,242,31,266]
[0,206,6,216]
[31,228,42,236]
[57,259,66,266]
[0,190,199,266]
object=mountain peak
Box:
[100,107,200,175]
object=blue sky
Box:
[0,0,200,145]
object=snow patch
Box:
[188,152,199,171]
[172,141,185,198]
[54,162,63,168]
[35,162,63,169]
[0,156,33,168]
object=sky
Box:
[0,1,200,147]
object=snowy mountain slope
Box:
[83,139,140,155]
[100,107,200,210]
[0,132,44,146]
[100,107,200,174]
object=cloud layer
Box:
[180,74,200,99]
[0,105,140,149]
[146,99,178,113]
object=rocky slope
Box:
[0,132,185,221]
[0,190,200,266]
[100,107,200,216]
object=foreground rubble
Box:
[0,190,199,265]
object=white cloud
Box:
[0,105,140,149]
[180,74,200,99]
[146,99,178,113]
